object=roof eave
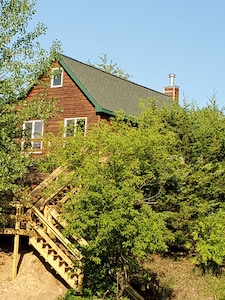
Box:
[59,58,104,113]
[97,107,115,116]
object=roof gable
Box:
[59,54,172,117]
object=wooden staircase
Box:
[1,166,84,290]
[26,166,83,290]
[1,166,144,299]
[28,206,83,289]
[29,225,82,289]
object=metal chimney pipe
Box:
[169,73,176,86]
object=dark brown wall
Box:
[26,61,103,136]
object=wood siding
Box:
[26,62,104,138]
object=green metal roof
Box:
[59,54,172,117]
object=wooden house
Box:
[24,54,177,153]
[4,55,179,293]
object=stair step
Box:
[65,266,73,272]
[59,260,68,267]
[53,254,61,259]
[30,235,80,289]
[48,249,56,255]
[37,237,44,243]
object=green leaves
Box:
[0,0,60,224]
[192,210,225,267]
[42,108,176,295]
[87,53,132,80]
[0,0,61,103]
[41,97,225,295]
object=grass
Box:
[144,254,225,300]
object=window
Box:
[51,68,63,87]
[22,120,43,151]
[64,118,87,137]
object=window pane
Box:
[76,119,86,134]
[53,74,62,86]
[33,121,43,138]
[32,141,42,149]
[52,69,62,86]
[66,119,73,127]
[24,122,32,138]
[65,119,75,137]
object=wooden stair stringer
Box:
[27,205,83,290]
[31,206,82,259]
[29,225,82,290]
[47,207,88,247]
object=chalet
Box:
[24,54,179,153]
[3,55,179,294]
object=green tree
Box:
[149,98,225,267]
[41,107,177,297]
[42,98,225,297]
[87,53,132,80]
[0,0,60,225]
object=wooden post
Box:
[12,233,19,280]
[12,203,23,280]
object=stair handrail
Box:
[31,205,82,260]
[31,166,67,199]
[47,206,88,247]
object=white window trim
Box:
[22,120,44,153]
[50,67,63,88]
[64,117,87,137]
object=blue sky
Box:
[33,0,225,108]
